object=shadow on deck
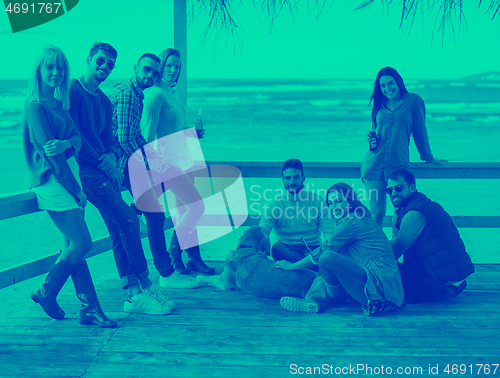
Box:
[0,257,499,378]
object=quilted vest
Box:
[395,192,474,299]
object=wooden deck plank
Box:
[1,262,498,378]
[82,355,498,376]
[87,351,500,366]
[0,364,89,377]
[101,334,500,351]
[0,345,103,364]
[71,295,500,313]
[121,313,500,327]
[112,323,500,338]
[3,311,500,330]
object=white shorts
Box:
[32,156,82,211]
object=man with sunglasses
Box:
[69,43,171,315]
[387,168,474,304]
[108,53,198,290]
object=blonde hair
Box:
[26,45,71,110]
[157,48,181,86]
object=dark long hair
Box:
[369,66,409,122]
[325,183,371,219]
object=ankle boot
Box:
[280,277,327,314]
[186,245,215,276]
[71,260,117,328]
[30,257,76,320]
[169,231,191,275]
[182,228,215,275]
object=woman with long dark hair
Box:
[275,183,404,316]
[361,67,446,228]
[23,45,116,327]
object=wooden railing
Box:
[1,161,499,289]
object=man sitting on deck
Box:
[388,168,474,304]
[258,159,336,266]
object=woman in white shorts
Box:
[23,45,116,327]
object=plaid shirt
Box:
[109,78,152,174]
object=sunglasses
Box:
[95,57,115,71]
[385,184,407,195]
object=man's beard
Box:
[286,183,304,194]
[392,194,411,208]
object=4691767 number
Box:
[444,364,499,375]
[5,3,62,14]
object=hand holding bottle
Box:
[195,107,205,139]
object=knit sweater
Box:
[68,79,120,175]
[23,100,82,197]
[259,189,337,245]
[141,79,193,171]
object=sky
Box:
[1,0,499,80]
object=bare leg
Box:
[47,209,92,264]
[168,173,205,234]
[31,209,92,320]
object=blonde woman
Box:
[23,45,116,327]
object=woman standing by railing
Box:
[361,67,447,228]
[23,45,116,327]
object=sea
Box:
[1,78,499,268]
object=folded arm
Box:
[26,102,82,198]
[390,210,426,260]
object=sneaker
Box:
[144,283,176,310]
[280,297,319,314]
[124,291,171,315]
[160,271,200,289]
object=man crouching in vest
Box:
[387,168,474,304]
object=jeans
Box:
[319,250,368,306]
[123,168,175,278]
[271,242,320,260]
[80,168,150,289]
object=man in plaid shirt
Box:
[109,53,199,291]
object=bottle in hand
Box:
[196,107,203,130]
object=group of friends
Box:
[266,159,474,315]
[23,42,474,326]
[24,43,213,327]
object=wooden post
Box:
[174,0,187,107]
